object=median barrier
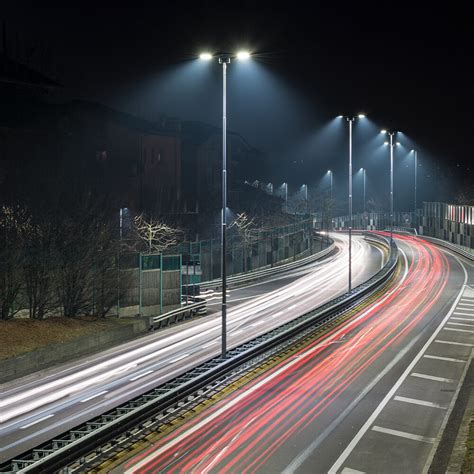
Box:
[3,235,397,473]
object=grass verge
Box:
[0,316,135,360]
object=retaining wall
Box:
[0,318,149,384]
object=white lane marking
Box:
[167,353,189,364]
[457,303,474,307]
[287,304,297,310]
[371,426,435,444]
[20,414,54,429]
[435,339,473,347]
[233,329,244,334]
[423,354,466,363]
[202,341,217,348]
[130,370,154,381]
[453,310,474,315]
[127,242,405,474]
[448,322,474,327]
[460,297,474,302]
[124,347,306,473]
[282,246,411,474]
[393,395,446,409]
[80,390,108,403]
[251,321,265,327]
[342,468,366,474]
[327,262,467,474]
[411,373,455,383]
[451,317,474,321]
[272,311,284,318]
[443,327,474,334]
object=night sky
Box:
[2,2,472,206]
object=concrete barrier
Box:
[0,318,149,384]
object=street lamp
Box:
[282,182,288,211]
[341,114,365,292]
[200,50,251,358]
[381,130,399,243]
[360,168,366,212]
[327,170,333,201]
[303,184,308,213]
[411,149,418,223]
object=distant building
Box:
[180,120,265,213]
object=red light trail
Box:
[126,236,450,473]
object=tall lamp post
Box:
[360,168,366,212]
[283,182,288,212]
[327,170,333,201]
[303,184,308,214]
[411,149,418,225]
[381,130,399,243]
[200,50,251,358]
[341,114,365,292]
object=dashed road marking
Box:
[451,317,474,321]
[393,395,446,409]
[434,339,473,347]
[410,373,455,383]
[371,425,435,444]
[448,322,474,327]
[202,341,217,348]
[130,370,154,381]
[168,353,189,364]
[80,390,108,403]
[20,414,54,429]
[423,354,466,363]
[443,327,474,334]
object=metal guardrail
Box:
[150,298,207,329]
[200,239,335,291]
[418,235,474,261]
[1,235,397,473]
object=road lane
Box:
[123,235,469,474]
[0,233,381,463]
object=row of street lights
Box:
[200,50,419,357]
[342,118,418,290]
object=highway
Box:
[123,235,473,474]
[0,233,383,463]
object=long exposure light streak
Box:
[126,235,452,473]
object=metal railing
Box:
[1,234,397,473]
[418,235,474,261]
[150,298,207,329]
[200,238,335,291]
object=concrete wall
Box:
[0,318,149,384]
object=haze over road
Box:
[0,234,381,463]
[124,235,472,474]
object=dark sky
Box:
[2,2,473,205]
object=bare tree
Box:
[55,195,121,318]
[129,214,182,254]
[0,205,31,320]
[230,212,257,272]
[22,215,57,319]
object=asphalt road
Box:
[123,235,473,474]
[0,234,382,463]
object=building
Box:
[180,121,266,214]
